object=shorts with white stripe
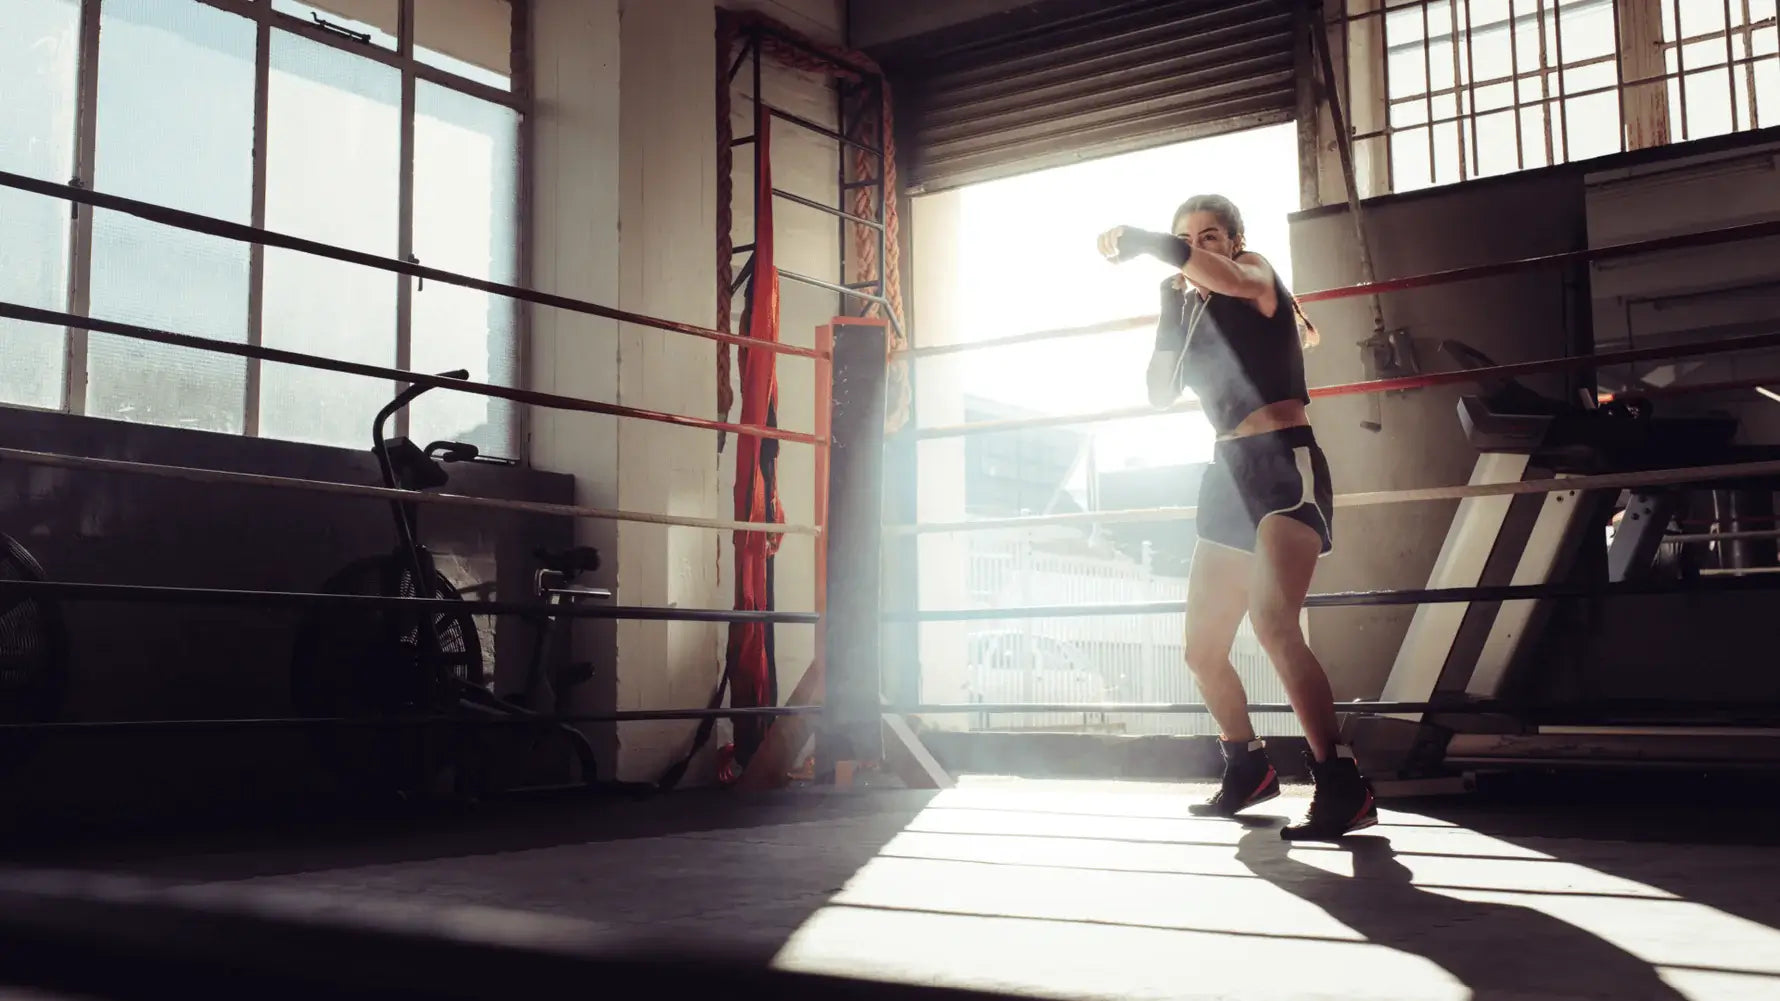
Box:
[1196,424,1334,556]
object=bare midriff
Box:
[1217,399,1310,440]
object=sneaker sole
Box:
[1188,783,1281,818]
[1242,786,1281,810]
[1280,811,1380,841]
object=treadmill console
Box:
[1457,394,1553,453]
[1445,341,1737,469]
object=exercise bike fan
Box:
[288,554,485,796]
[0,532,68,764]
[291,555,484,708]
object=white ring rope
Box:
[887,458,1780,536]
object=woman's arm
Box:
[1184,249,1274,302]
[1146,280,1186,408]
[1097,227,1274,302]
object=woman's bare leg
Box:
[1183,540,1256,742]
[1248,515,1341,761]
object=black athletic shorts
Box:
[1196,424,1334,556]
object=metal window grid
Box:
[1337,0,1780,194]
[52,0,529,449]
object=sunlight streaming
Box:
[771,776,1780,1001]
[951,124,1301,470]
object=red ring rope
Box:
[896,216,1780,362]
[0,301,821,446]
[0,170,821,362]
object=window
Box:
[410,81,521,455]
[0,0,82,411]
[1341,0,1780,195]
[260,27,402,448]
[0,0,526,456]
[1660,0,1780,142]
[87,0,256,433]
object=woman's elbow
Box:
[1146,355,1180,408]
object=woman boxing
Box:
[1097,194,1375,840]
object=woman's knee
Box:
[1183,634,1230,677]
[1248,601,1305,654]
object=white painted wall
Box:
[528,0,844,783]
[527,0,621,769]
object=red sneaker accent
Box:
[1246,766,1278,805]
[1345,792,1376,829]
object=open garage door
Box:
[892,0,1302,193]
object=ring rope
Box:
[0,579,820,625]
[0,169,820,362]
[893,216,1780,361]
[887,457,1780,535]
[0,446,818,537]
[914,325,1780,439]
[0,301,821,447]
[888,572,1780,622]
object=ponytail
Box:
[1290,294,1320,349]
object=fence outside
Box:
[953,532,1305,738]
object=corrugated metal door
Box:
[896,0,1302,193]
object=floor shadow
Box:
[4,787,941,883]
[1,787,947,967]
[1392,770,1780,964]
[1233,824,1690,1001]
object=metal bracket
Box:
[1357,328,1420,431]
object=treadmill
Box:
[1348,343,1780,784]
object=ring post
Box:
[820,318,889,773]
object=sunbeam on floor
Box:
[770,777,1780,1001]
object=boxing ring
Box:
[3,148,1780,784]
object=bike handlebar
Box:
[373,370,471,447]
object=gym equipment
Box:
[0,533,69,770]
[1353,342,1780,777]
[289,372,612,801]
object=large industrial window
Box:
[1340,0,1780,195]
[0,0,525,457]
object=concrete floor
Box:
[15,775,1780,1001]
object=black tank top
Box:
[1157,263,1308,435]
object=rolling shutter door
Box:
[897,0,1301,193]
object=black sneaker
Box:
[1281,747,1378,841]
[1188,738,1280,817]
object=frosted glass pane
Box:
[86,0,254,433]
[0,0,80,410]
[416,0,512,90]
[409,81,520,459]
[260,29,400,450]
[272,0,398,51]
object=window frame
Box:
[1326,0,1780,198]
[54,0,530,450]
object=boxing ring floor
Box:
[11,774,1780,1001]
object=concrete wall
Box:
[1286,168,1588,700]
[526,0,844,783]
